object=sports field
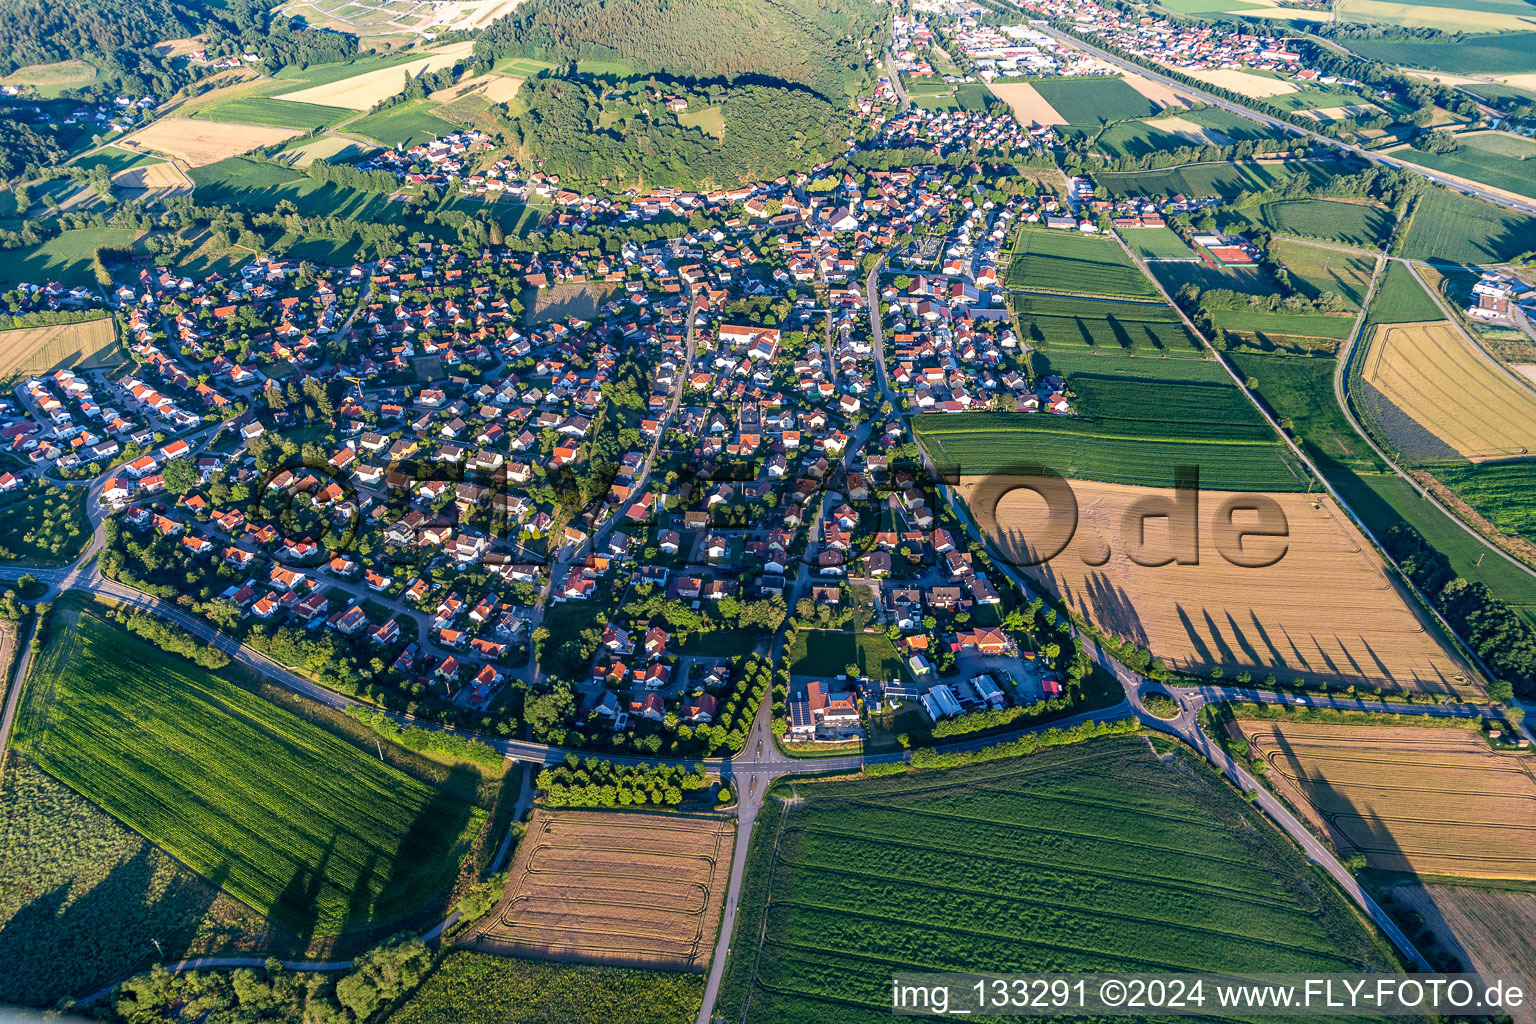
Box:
[0,317,117,377]
[1005,226,1160,298]
[465,810,733,970]
[1239,721,1536,878]
[14,604,484,938]
[1362,320,1536,462]
[715,737,1404,1024]
[965,477,1468,692]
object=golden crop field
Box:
[276,40,475,109]
[988,82,1066,127]
[465,809,734,970]
[0,318,118,378]
[1240,722,1536,879]
[961,477,1470,694]
[1185,69,1300,98]
[119,118,302,167]
[1363,320,1536,462]
[112,162,191,195]
[1121,72,1190,110]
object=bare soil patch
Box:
[962,477,1469,693]
[119,119,301,166]
[464,809,734,970]
[1121,72,1192,110]
[1240,722,1536,878]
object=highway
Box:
[1034,23,1536,218]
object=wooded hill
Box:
[473,0,885,101]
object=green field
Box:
[191,95,354,131]
[0,227,143,292]
[1096,158,1349,199]
[1240,198,1395,249]
[75,145,165,174]
[715,737,1402,1024]
[1151,259,1274,296]
[913,377,1302,491]
[1030,76,1158,125]
[494,57,558,76]
[15,605,484,938]
[1212,308,1358,341]
[1122,226,1197,259]
[1363,261,1444,331]
[1401,185,1536,265]
[1272,238,1376,310]
[0,59,98,98]
[0,757,267,1007]
[1090,119,1201,161]
[1341,32,1536,73]
[1434,461,1536,542]
[347,100,452,148]
[787,629,911,681]
[914,82,995,113]
[1006,227,1160,298]
[1231,351,1536,622]
[1260,85,1372,112]
[388,951,703,1024]
[1017,303,1205,359]
[1395,132,1536,202]
[191,156,397,219]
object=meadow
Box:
[0,59,98,98]
[14,605,485,939]
[347,100,454,148]
[1122,226,1197,259]
[1238,198,1395,249]
[1212,308,1357,342]
[1029,76,1157,125]
[1401,187,1536,265]
[1005,226,1160,298]
[1272,238,1375,309]
[1363,260,1444,330]
[0,226,143,291]
[1393,132,1536,201]
[787,628,911,680]
[1341,32,1536,73]
[189,95,353,131]
[0,757,269,1007]
[1151,259,1273,296]
[715,737,1403,1024]
[1095,158,1348,199]
[389,951,703,1024]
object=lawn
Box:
[1401,186,1536,265]
[0,59,98,98]
[913,82,995,113]
[1096,158,1349,199]
[1006,226,1160,299]
[1394,132,1536,202]
[715,736,1403,1024]
[1029,76,1157,125]
[1272,238,1376,310]
[912,384,1303,492]
[389,951,703,1024]
[14,605,485,939]
[787,628,911,681]
[1121,225,1196,259]
[347,100,452,148]
[0,227,143,292]
[1240,198,1395,249]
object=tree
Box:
[162,458,199,496]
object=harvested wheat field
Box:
[112,162,191,193]
[0,318,118,377]
[1186,69,1300,98]
[120,119,301,166]
[1305,103,1385,121]
[277,41,475,109]
[962,477,1469,693]
[430,72,523,104]
[1122,72,1191,110]
[1240,722,1536,878]
[989,82,1066,126]
[1363,321,1536,461]
[1388,881,1536,1022]
[465,809,734,970]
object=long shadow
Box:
[1175,603,1216,664]
[369,765,478,935]
[273,834,336,942]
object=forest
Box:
[473,0,883,100]
[505,75,845,190]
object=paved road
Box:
[1035,23,1536,218]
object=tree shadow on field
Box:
[370,764,477,931]
[273,834,336,942]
